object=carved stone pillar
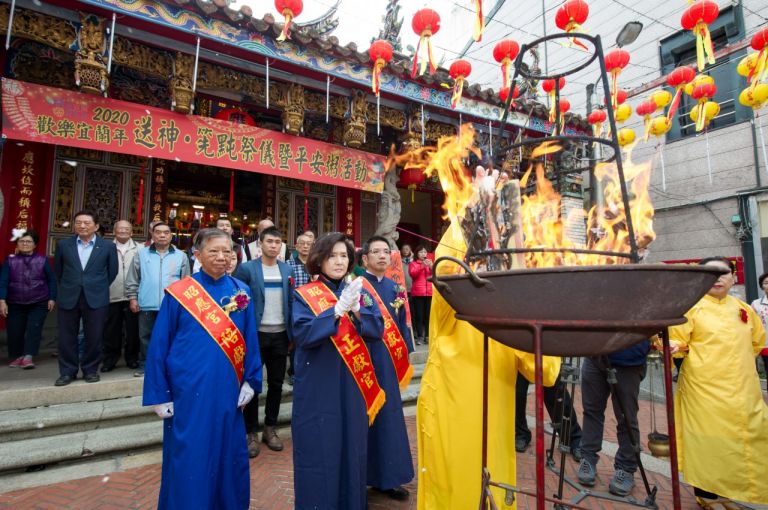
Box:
[343,90,367,148]
[74,13,108,95]
[282,83,305,135]
[170,52,195,114]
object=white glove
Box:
[153,402,174,419]
[237,381,254,408]
[335,279,361,316]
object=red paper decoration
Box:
[215,108,257,126]
[473,0,484,42]
[399,166,425,202]
[666,66,696,121]
[411,9,441,78]
[555,0,589,50]
[604,49,630,110]
[275,0,303,42]
[635,100,657,141]
[542,77,566,122]
[691,83,718,132]
[493,39,520,91]
[369,39,394,96]
[751,27,768,91]
[680,0,719,72]
[449,59,472,109]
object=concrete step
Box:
[0,362,425,492]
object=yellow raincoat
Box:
[416,224,560,510]
[668,294,768,503]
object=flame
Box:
[388,124,655,268]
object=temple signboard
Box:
[2,79,385,193]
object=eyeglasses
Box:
[17,239,34,244]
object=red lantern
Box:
[275,0,303,42]
[604,49,630,110]
[493,39,520,91]
[635,100,657,141]
[411,9,441,78]
[558,97,571,130]
[666,66,696,121]
[681,0,719,72]
[473,0,484,42]
[555,0,589,51]
[449,59,472,109]
[369,39,394,97]
[499,84,520,114]
[399,166,425,202]
[603,89,627,106]
[215,108,257,126]
[751,27,768,91]
[691,82,717,132]
[587,109,606,137]
[542,77,566,122]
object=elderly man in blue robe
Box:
[143,228,262,510]
[360,235,415,500]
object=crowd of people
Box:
[3,212,768,509]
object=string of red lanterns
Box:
[274,0,303,42]
[554,0,590,51]
[369,39,393,97]
[411,8,441,78]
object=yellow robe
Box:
[416,224,560,510]
[668,294,768,503]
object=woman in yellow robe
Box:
[416,223,560,510]
[668,256,768,507]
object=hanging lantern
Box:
[635,100,657,141]
[369,39,393,97]
[449,59,472,109]
[493,39,520,91]
[587,109,606,137]
[666,66,696,121]
[680,0,719,72]
[691,82,718,132]
[399,166,425,202]
[558,97,571,130]
[617,127,635,147]
[499,84,520,109]
[604,49,630,109]
[739,84,768,110]
[737,53,759,85]
[473,0,484,42]
[649,116,672,137]
[615,103,632,123]
[650,90,672,112]
[554,0,590,51]
[685,74,715,96]
[542,77,566,122]
[750,27,768,91]
[275,0,303,42]
[214,108,257,126]
[411,8,441,78]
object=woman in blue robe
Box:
[292,232,384,510]
[360,237,414,499]
[143,229,262,510]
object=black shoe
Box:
[84,373,100,383]
[100,365,115,373]
[572,446,583,462]
[54,375,74,386]
[515,437,530,453]
[374,486,409,501]
[126,361,139,369]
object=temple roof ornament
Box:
[295,0,340,37]
[375,0,403,53]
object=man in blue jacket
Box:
[577,340,650,497]
[54,210,118,386]
[125,222,190,377]
[233,226,293,457]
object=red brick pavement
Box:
[0,413,702,509]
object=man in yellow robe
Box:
[669,256,768,507]
[416,223,560,509]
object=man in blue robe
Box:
[291,232,385,510]
[361,236,415,500]
[143,228,262,510]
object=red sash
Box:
[360,278,414,390]
[165,277,246,384]
[296,281,386,425]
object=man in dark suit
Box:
[54,210,118,386]
[233,226,293,457]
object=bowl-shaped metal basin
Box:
[432,264,724,357]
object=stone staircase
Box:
[0,350,427,493]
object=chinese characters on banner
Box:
[151,160,168,223]
[1,79,385,193]
[263,176,276,221]
[336,188,360,243]
[15,150,36,232]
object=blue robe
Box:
[143,271,262,510]
[361,272,415,490]
[291,276,384,510]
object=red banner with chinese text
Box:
[2,79,385,193]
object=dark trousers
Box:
[57,292,107,377]
[137,311,159,368]
[515,371,582,447]
[411,295,432,339]
[244,330,289,433]
[287,347,295,377]
[6,301,48,358]
[102,301,139,368]
[762,356,768,392]
[580,357,646,473]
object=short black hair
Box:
[74,210,98,225]
[259,226,282,243]
[306,232,355,276]
[18,229,39,245]
[362,235,390,255]
[699,256,735,274]
[759,272,768,287]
